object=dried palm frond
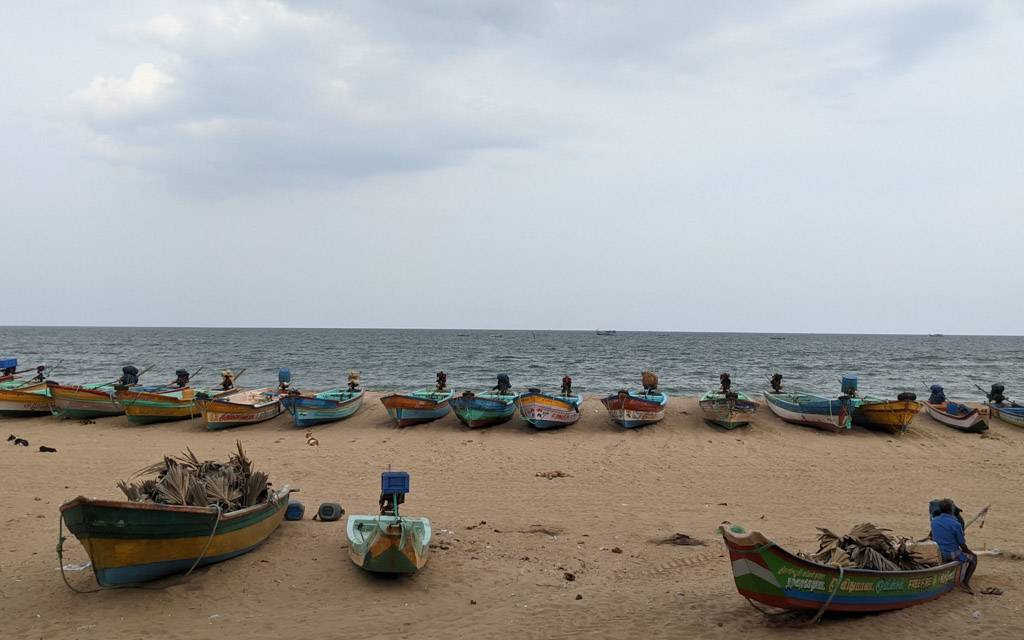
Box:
[242,470,268,507]
[204,474,241,510]
[155,463,192,506]
[802,522,930,571]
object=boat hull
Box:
[762,392,852,432]
[450,393,516,428]
[116,388,205,425]
[720,526,964,613]
[922,402,987,433]
[515,392,582,430]
[196,388,283,430]
[59,487,290,587]
[48,383,124,419]
[601,390,667,428]
[380,390,453,427]
[852,400,922,434]
[347,515,431,574]
[699,391,758,429]
[991,404,1024,428]
[281,390,363,428]
[0,382,52,417]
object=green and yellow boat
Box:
[347,471,431,574]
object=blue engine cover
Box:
[381,471,410,494]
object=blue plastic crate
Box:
[841,374,858,395]
[0,358,16,371]
[381,471,410,494]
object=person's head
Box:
[938,498,955,515]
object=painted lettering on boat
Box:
[785,576,827,591]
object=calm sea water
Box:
[1,327,1020,400]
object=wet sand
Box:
[2,393,1022,639]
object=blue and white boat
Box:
[282,389,364,428]
[762,392,855,432]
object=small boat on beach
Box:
[699,374,758,429]
[923,401,988,433]
[282,389,364,428]
[602,371,667,429]
[852,397,922,434]
[451,391,516,428]
[0,379,52,417]
[48,365,153,419]
[195,388,283,430]
[115,387,215,425]
[516,376,582,430]
[381,372,453,427]
[762,392,853,432]
[347,471,431,574]
[720,524,965,614]
[981,383,1024,428]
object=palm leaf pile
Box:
[117,441,270,512]
[801,523,929,571]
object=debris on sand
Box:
[563,572,576,582]
[519,524,564,536]
[38,446,57,453]
[653,533,705,546]
[536,470,572,480]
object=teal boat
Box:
[450,391,517,428]
[347,471,431,574]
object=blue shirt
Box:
[931,513,965,557]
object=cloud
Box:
[71,63,175,122]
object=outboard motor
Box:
[988,384,1006,405]
[219,369,236,390]
[31,365,47,382]
[278,367,292,392]
[119,365,140,386]
[173,369,190,388]
[495,373,511,395]
[719,373,732,393]
[928,385,946,404]
[561,375,573,396]
[896,391,917,402]
[379,470,410,516]
[841,374,858,398]
[769,373,784,394]
[347,370,361,392]
[642,370,659,394]
[436,371,447,391]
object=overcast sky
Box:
[1,1,1021,333]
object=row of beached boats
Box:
[2,360,1021,434]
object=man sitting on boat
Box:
[930,498,977,593]
[219,369,236,390]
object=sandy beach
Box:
[2,393,1021,639]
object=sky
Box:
[1,1,1022,333]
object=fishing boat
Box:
[601,389,668,428]
[48,382,127,419]
[989,403,1024,428]
[596,329,617,336]
[347,471,431,574]
[114,387,214,425]
[281,388,364,428]
[195,388,283,430]
[450,391,516,428]
[0,380,52,417]
[922,401,987,433]
[762,392,854,432]
[380,388,453,427]
[720,524,965,613]
[699,391,758,429]
[516,388,582,430]
[852,398,922,434]
[59,486,291,587]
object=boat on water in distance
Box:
[595,329,616,335]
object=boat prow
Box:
[346,514,432,574]
[516,390,582,430]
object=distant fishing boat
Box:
[699,391,758,429]
[762,392,853,432]
[282,389,364,428]
[450,391,516,428]
[347,471,431,574]
[60,486,291,587]
[595,329,616,335]
[195,388,283,430]
[720,524,965,613]
[516,386,582,430]
[0,380,52,417]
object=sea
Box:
[1,327,1020,401]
